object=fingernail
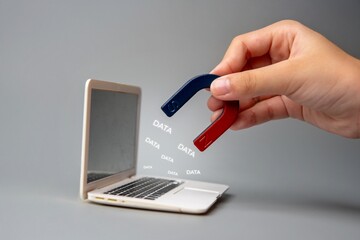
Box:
[211,78,230,95]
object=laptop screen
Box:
[87,89,138,183]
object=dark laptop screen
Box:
[87,89,138,183]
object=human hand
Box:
[209,20,360,138]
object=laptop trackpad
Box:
[172,188,220,213]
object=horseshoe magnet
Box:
[161,74,239,152]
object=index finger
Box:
[211,20,298,76]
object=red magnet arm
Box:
[194,101,239,151]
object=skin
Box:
[208,20,360,138]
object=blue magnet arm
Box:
[161,74,220,117]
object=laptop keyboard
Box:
[104,177,183,200]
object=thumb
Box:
[210,60,298,101]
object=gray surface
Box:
[1,0,360,239]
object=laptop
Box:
[80,79,229,214]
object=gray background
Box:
[1,0,359,239]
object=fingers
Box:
[210,38,249,76]
[208,94,275,112]
[211,96,293,130]
[207,96,224,112]
[211,20,300,76]
[211,60,298,102]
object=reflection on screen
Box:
[87,89,138,183]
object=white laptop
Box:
[80,79,229,214]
